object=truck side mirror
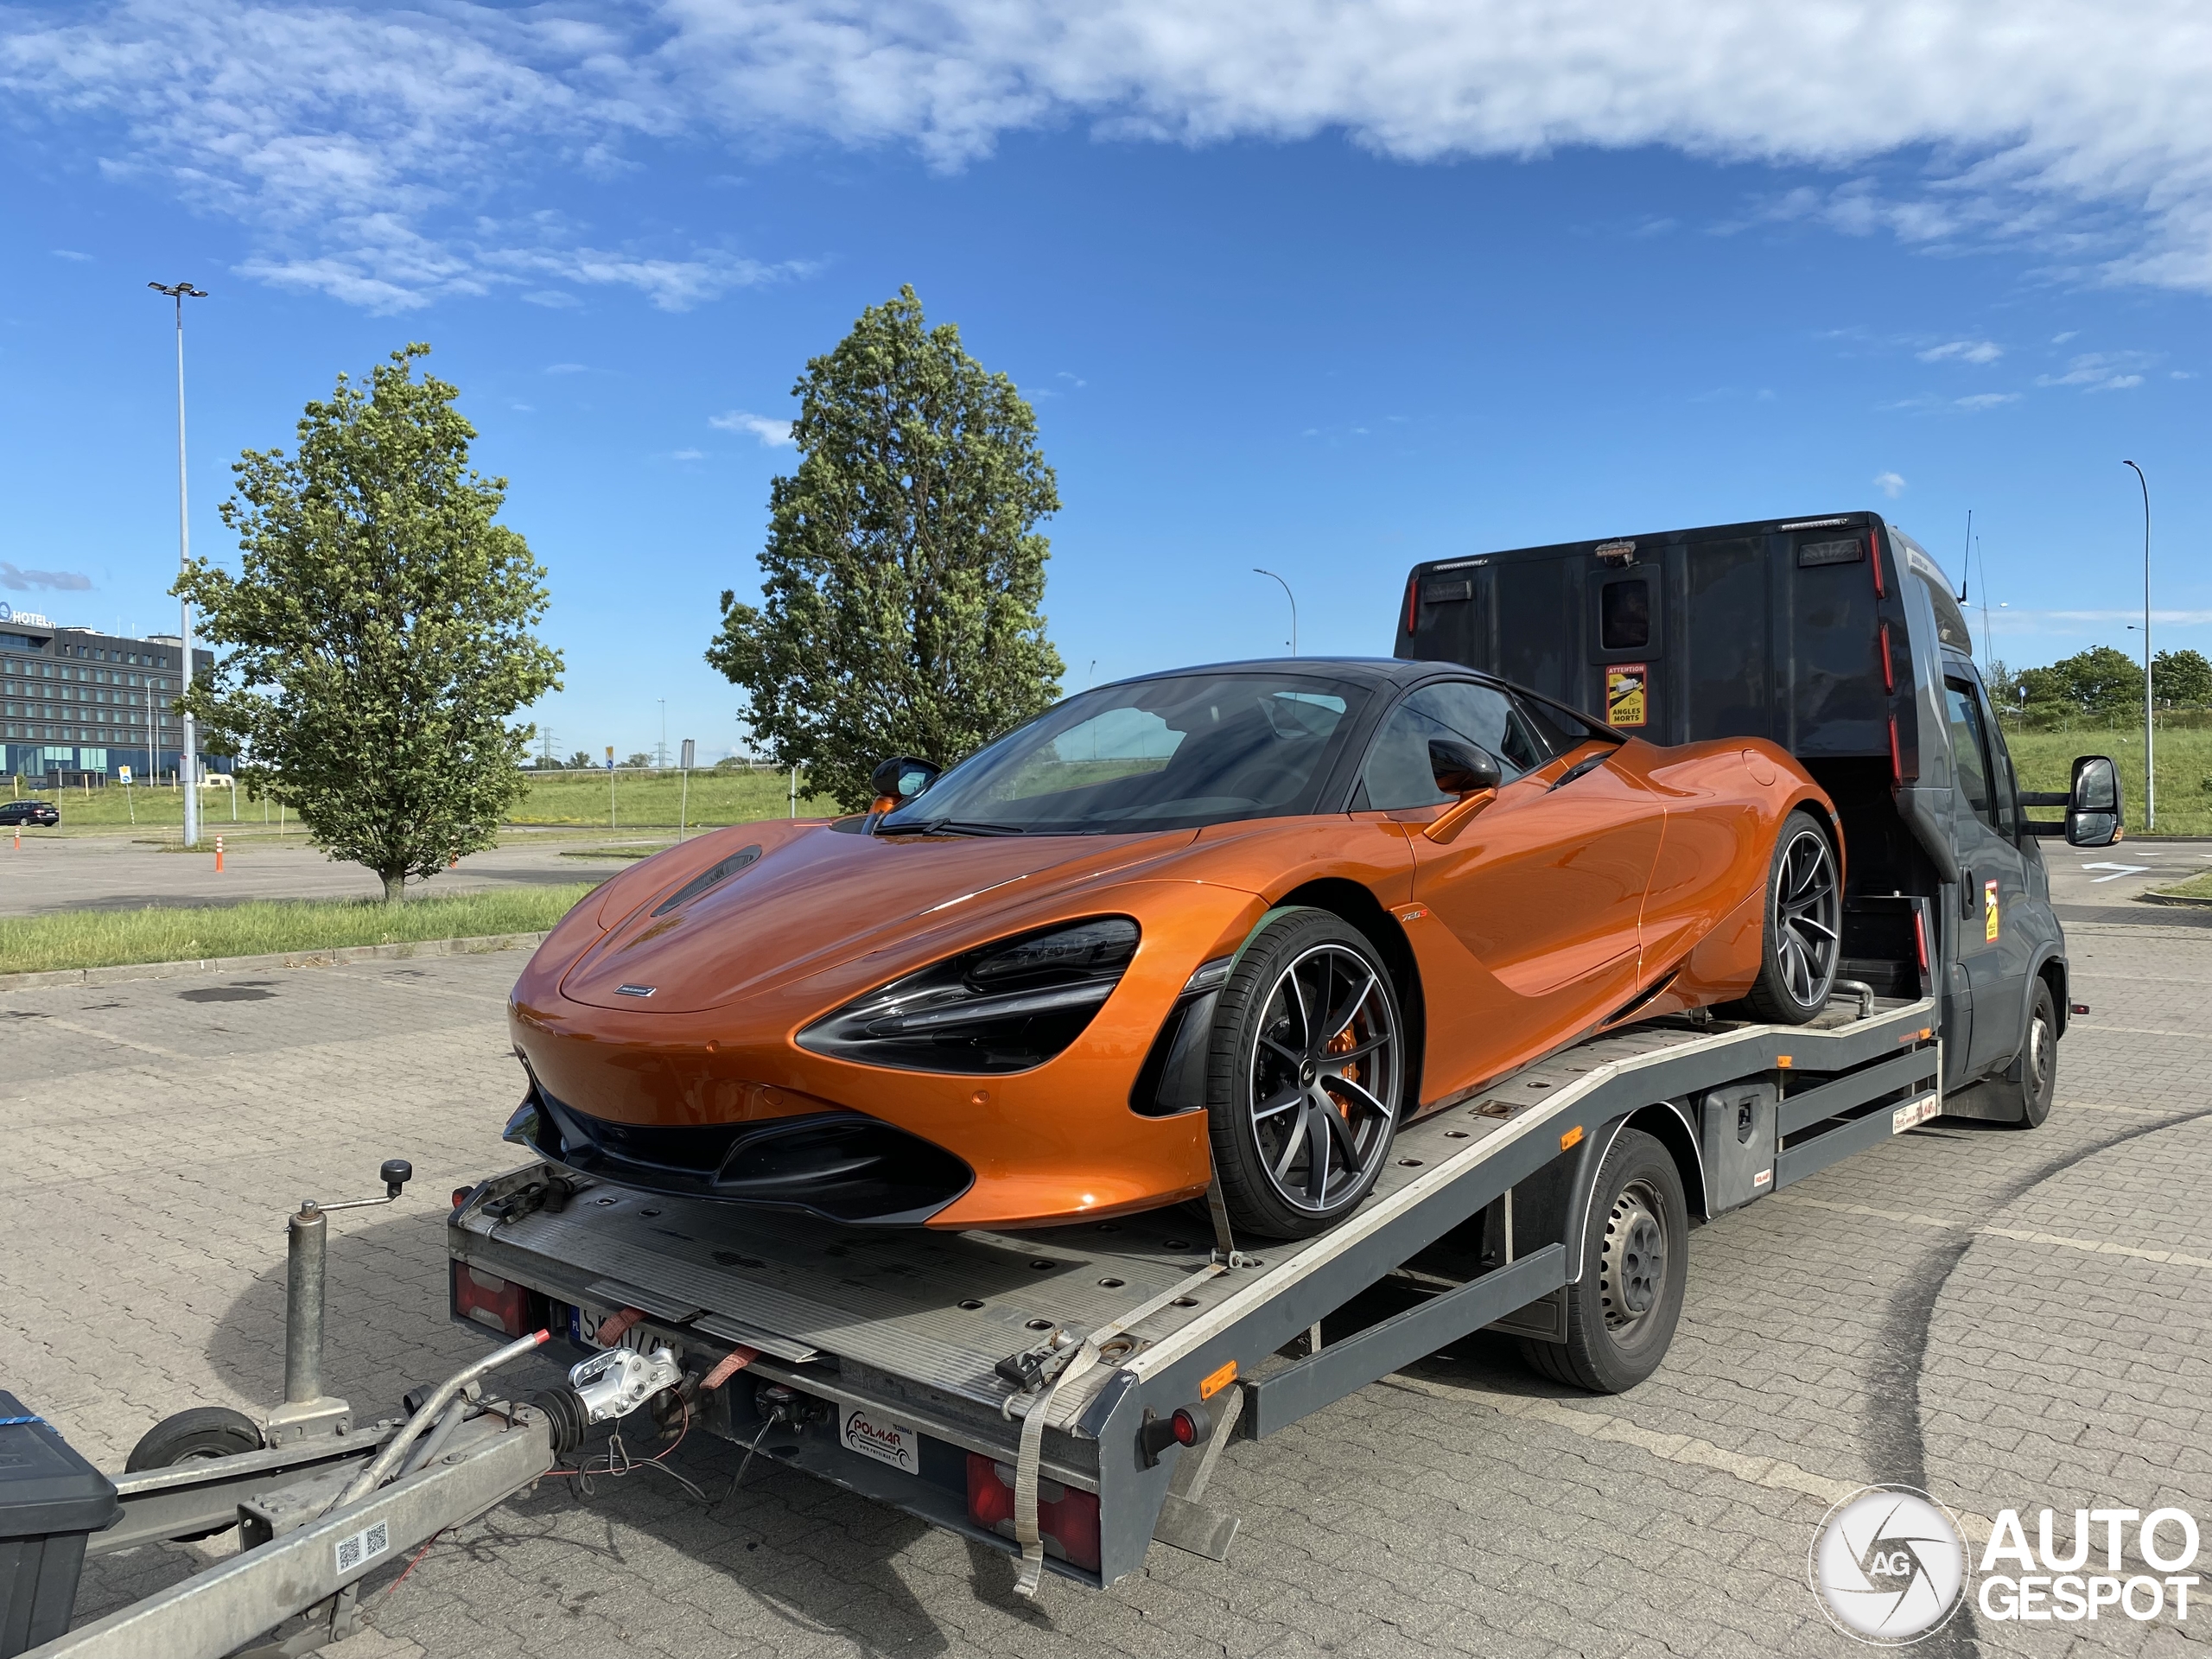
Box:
[2064,754,2122,848]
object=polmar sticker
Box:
[1891,1094,1941,1135]
[840,1403,921,1474]
[1605,663,1648,728]
[1984,878,2000,943]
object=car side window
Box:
[1943,678,1999,833]
[1362,681,1537,810]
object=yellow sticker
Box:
[1984,878,2000,943]
[1605,663,1648,728]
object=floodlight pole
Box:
[150,280,208,849]
[1254,568,1297,656]
[2124,461,2152,831]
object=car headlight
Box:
[798,917,1140,1075]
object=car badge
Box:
[614,984,658,997]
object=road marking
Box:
[2073,1022,2209,1039]
[2080,862,2152,882]
[1770,1194,2212,1269]
[19,1015,188,1060]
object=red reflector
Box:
[1869,532,1885,597]
[450,1260,533,1337]
[1878,623,1895,693]
[451,1186,472,1209]
[1913,910,1929,975]
[1171,1408,1200,1446]
[1403,575,1420,637]
[966,1452,1102,1573]
[1888,715,1903,785]
[2070,1002,2089,1015]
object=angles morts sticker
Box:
[1605,663,1649,728]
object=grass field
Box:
[3,767,842,833]
[2005,728,2212,836]
[2154,869,2212,900]
[0,885,601,976]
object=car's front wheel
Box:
[1205,907,1407,1240]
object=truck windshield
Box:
[882,671,1369,836]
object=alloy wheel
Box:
[1246,943,1402,1214]
[1775,829,1840,1008]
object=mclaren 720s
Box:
[506,658,1843,1240]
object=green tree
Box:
[706,286,1064,811]
[176,344,562,901]
[2153,648,2212,707]
[2016,646,2144,721]
[567,751,595,771]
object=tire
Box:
[1206,907,1408,1240]
[1519,1128,1688,1394]
[125,1406,264,1541]
[1995,979,2057,1129]
[1739,810,1841,1025]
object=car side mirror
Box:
[1427,738,1501,798]
[1424,739,1502,844]
[2064,753,2122,848]
[868,755,941,819]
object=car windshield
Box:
[881,671,1370,836]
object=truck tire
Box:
[1994,979,2057,1129]
[1521,1128,1688,1393]
[125,1406,264,1541]
[1207,907,1407,1240]
[1739,810,1841,1026]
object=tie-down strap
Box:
[1001,1254,1230,1599]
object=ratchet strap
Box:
[1002,1254,1231,1599]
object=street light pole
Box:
[1253,568,1297,656]
[150,280,207,848]
[2123,460,2152,832]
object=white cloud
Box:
[671,448,704,461]
[50,247,91,261]
[2036,351,2157,391]
[1917,339,2003,365]
[1,561,92,591]
[1872,471,1907,498]
[710,410,793,446]
[1955,392,2021,410]
[5,0,2212,303]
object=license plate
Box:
[1891,1094,1941,1134]
[840,1403,921,1474]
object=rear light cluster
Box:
[965,1453,1102,1573]
[449,1261,547,1338]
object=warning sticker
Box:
[1984,878,2000,943]
[1605,663,1649,728]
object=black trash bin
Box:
[0,1393,120,1657]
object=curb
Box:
[0,931,552,994]
[2137,892,2212,909]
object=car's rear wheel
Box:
[1206,908,1406,1240]
[1740,810,1840,1025]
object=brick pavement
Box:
[3,921,2206,1658]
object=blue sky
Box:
[0,2,2205,761]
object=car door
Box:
[1362,679,1667,1097]
[1942,666,2031,1078]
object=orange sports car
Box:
[505,659,1840,1239]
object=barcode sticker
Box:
[334,1518,391,1576]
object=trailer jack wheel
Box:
[124,1406,265,1541]
[1521,1128,1688,1395]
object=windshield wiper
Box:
[905,819,1028,836]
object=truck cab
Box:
[1395,511,2119,1110]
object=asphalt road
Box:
[5,917,2205,1657]
[0,830,665,918]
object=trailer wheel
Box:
[1521,1128,1688,1394]
[125,1406,264,1541]
[1994,979,2057,1129]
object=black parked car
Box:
[0,799,60,827]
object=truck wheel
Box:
[1521,1128,1688,1394]
[1207,907,1406,1240]
[1739,810,1840,1026]
[125,1406,264,1541]
[1995,980,2057,1129]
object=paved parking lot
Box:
[4,921,2207,1659]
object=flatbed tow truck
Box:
[6,510,2122,1656]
